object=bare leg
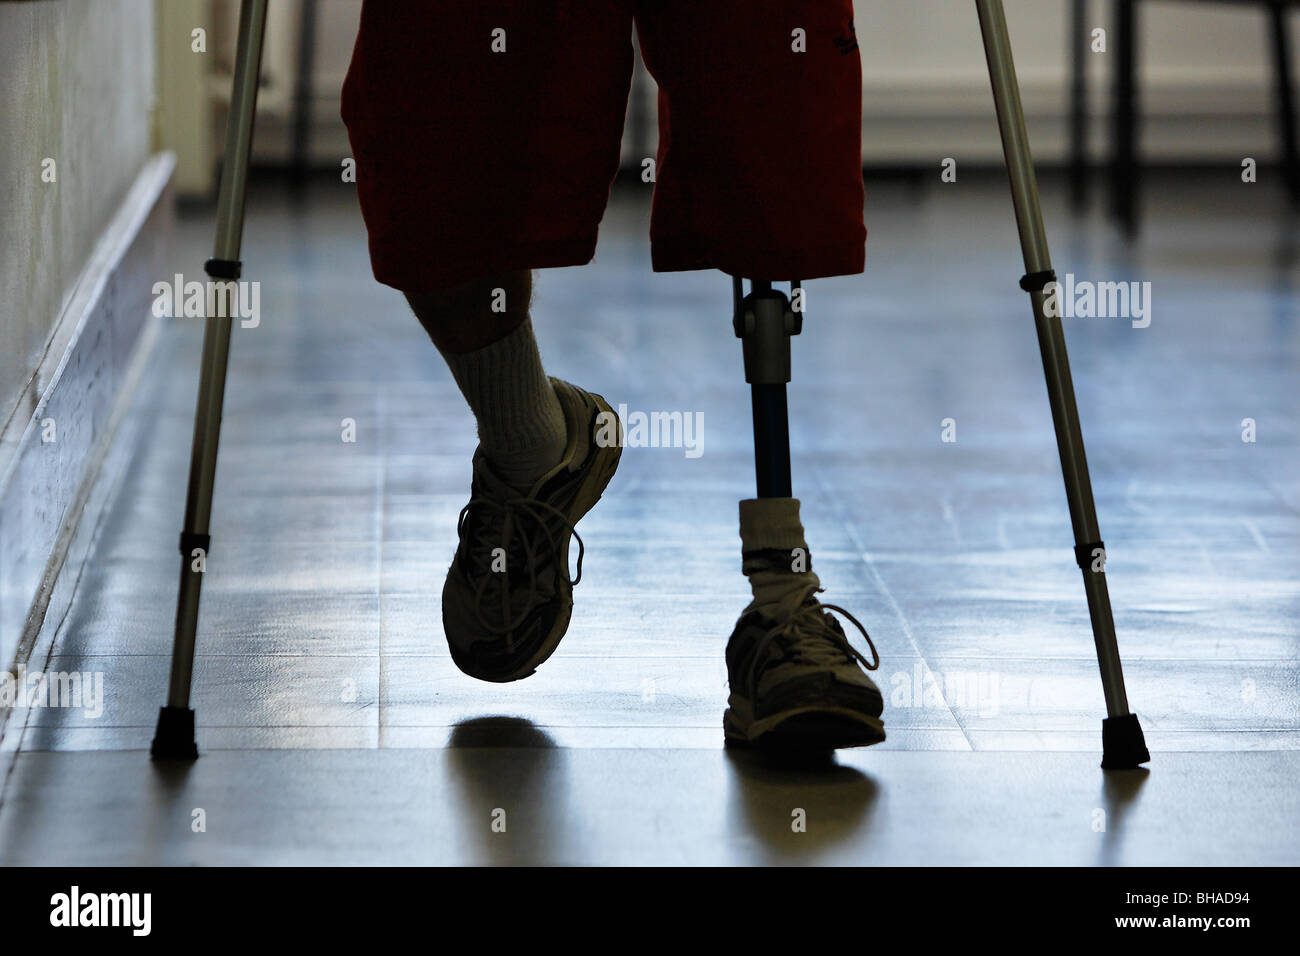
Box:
[404,269,533,354]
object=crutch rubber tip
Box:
[1100,713,1150,770]
[150,706,199,760]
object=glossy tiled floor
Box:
[2,170,1297,864]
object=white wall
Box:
[156,0,214,195]
[0,0,157,428]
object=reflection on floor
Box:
[1,170,1297,864]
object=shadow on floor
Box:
[1097,767,1150,866]
[440,716,881,864]
[724,747,880,864]
[445,717,567,864]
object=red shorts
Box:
[340,1,865,291]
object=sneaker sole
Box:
[723,703,886,752]
[466,387,622,683]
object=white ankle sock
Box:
[738,497,822,617]
[437,317,567,491]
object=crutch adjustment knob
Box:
[179,531,212,556]
[204,258,243,280]
[1074,539,1105,572]
[1019,269,1057,293]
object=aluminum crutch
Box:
[152,0,270,759]
[976,0,1150,769]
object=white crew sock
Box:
[437,316,567,492]
[738,497,822,617]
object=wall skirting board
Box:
[0,152,175,693]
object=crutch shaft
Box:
[977,0,1050,271]
[157,0,269,738]
[975,1,1143,747]
[213,0,269,265]
[167,316,234,708]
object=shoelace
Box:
[457,494,584,637]
[746,587,880,699]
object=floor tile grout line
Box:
[377,386,387,742]
[27,725,1300,732]
[27,723,969,730]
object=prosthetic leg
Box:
[152,0,269,759]
[731,278,800,499]
[727,2,1149,770]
